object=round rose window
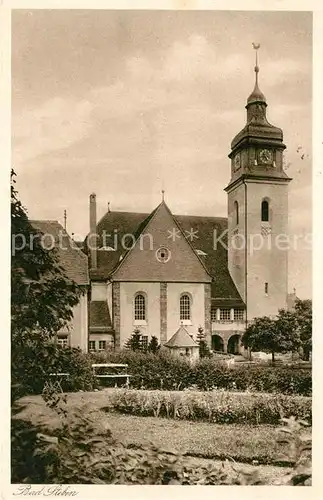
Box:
[156,247,171,263]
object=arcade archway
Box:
[212,334,224,352]
[227,334,241,355]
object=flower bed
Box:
[108,389,312,425]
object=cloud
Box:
[12,96,93,166]
[262,58,311,87]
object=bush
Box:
[13,341,96,398]
[108,389,312,426]
[87,350,311,396]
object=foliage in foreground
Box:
[107,388,311,426]
[89,349,312,396]
[11,384,311,485]
[11,170,83,400]
[12,344,97,400]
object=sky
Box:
[11,9,312,298]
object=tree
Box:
[242,311,301,363]
[294,299,312,361]
[196,326,211,358]
[148,336,160,354]
[11,170,83,399]
[125,328,142,352]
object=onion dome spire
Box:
[247,43,267,107]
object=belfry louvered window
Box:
[234,201,239,225]
[180,294,191,321]
[261,200,269,222]
[134,294,146,321]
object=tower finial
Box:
[252,42,260,84]
[64,209,67,231]
[161,189,165,202]
[246,43,266,109]
[108,201,111,213]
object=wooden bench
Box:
[91,363,132,387]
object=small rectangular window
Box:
[57,335,68,348]
[98,340,106,350]
[220,309,231,322]
[234,309,244,322]
[89,340,96,351]
[265,282,269,294]
[211,308,217,322]
[141,336,148,351]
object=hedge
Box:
[13,343,97,398]
[89,350,312,396]
[107,388,312,425]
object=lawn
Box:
[15,390,307,466]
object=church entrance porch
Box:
[227,334,241,355]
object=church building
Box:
[44,52,292,356]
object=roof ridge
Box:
[30,219,60,223]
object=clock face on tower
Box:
[259,149,273,165]
[234,153,241,170]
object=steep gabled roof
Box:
[164,325,198,348]
[110,201,212,282]
[84,208,243,303]
[31,220,89,286]
[89,301,113,331]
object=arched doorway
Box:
[227,334,240,355]
[212,334,224,352]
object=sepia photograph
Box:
[10,7,313,489]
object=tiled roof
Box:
[164,326,198,348]
[89,301,113,331]
[31,220,89,285]
[85,209,244,304]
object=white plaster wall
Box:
[211,322,245,332]
[91,282,108,301]
[167,283,205,341]
[119,282,161,346]
[246,181,288,319]
[107,281,112,313]
[67,294,88,351]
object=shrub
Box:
[87,350,311,396]
[108,389,312,426]
[11,391,311,485]
[13,342,96,398]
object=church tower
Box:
[225,45,292,321]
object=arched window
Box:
[234,201,239,225]
[180,294,191,321]
[261,200,269,222]
[134,294,146,321]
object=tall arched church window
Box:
[234,201,239,225]
[180,294,191,321]
[261,200,269,222]
[134,294,146,321]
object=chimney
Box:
[89,193,97,269]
